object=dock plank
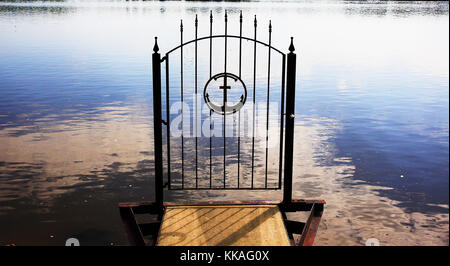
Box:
[156,205,290,246]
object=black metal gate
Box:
[152,11,297,206]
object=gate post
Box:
[283,37,297,204]
[152,37,164,208]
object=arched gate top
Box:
[164,34,286,57]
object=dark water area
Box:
[0,1,448,245]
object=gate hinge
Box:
[161,120,167,125]
[160,56,166,62]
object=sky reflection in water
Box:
[0,1,448,245]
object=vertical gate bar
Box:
[180,20,184,189]
[223,10,227,188]
[278,54,286,190]
[152,37,163,206]
[239,10,243,77]
[264,21,272,188]
[283,37,296,204]
[210,11,213,78]
[209,110,212,188]
[165,54,171,190]
[195,14,198,188]
[209,11,213,188]
[251,15,257,189]
[237,111,241,188]
[237,10,242,188]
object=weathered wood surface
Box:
[156,205,290,246]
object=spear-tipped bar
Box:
[153,37,159,53]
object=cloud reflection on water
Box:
[0,0,448,245]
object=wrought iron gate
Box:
[152,11,297,206]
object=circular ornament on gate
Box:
[203,72,247,115]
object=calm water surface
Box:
[0,0,448,245]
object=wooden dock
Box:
[156,205,290,246]
[119,200,325,246]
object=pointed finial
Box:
[225,10,228,22]
[269,20,272,33]
[254,15,257,27]
[240,10,242,22]
[289,37,295,53]
[195,14,198,27]
[153,37,159,53]
[180,19,183,32]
